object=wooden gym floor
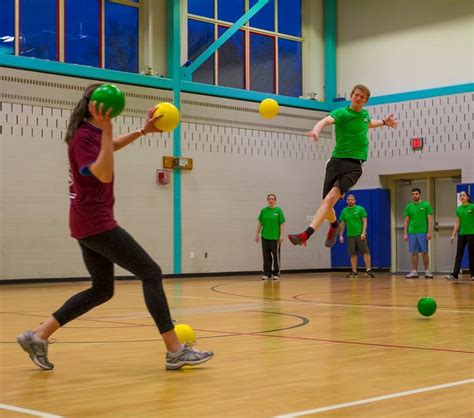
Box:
[1,273,473,418]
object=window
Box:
[20,0,58,60]
[65,0,100,67]
[250,33,274,93]
[0,0,15,55]
[278,38,302,96]
[278,0,301,37]
[218,26,245,89]
[8,0,140,73]
[188,0,213,18]
[218,0,244,23]
[249,0,274,32]
[105,1,139,73]
[188,19,215,85]
[187,0,302,97]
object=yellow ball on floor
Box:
[152,102,180,132]
[259,98,279,119]
[174,323,196,345]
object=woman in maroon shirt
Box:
[17,84,213,371]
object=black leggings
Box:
[262,238,280,276]
[452,234,474,277]
[53,227,174,334]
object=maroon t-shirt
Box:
[68,122,117,239]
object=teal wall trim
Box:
[181,0,270,80]
[0,54,174,89]
[323,0,336,103]
[333,83,474,109]
[181,80,334,111]
[167,0,183,274]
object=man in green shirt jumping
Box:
[403,188,434,279]
[338,195,374,278]
[288,84,398,248]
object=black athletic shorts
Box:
[322,157,363,199]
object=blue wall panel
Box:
[331,189,391,269]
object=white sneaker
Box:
[406,271,419,279]
[262,275,270,280]
[165,345,213,370]
[424,271,434,279]
[17,331,54,370]
[272,275,280,280]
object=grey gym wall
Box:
[0,68,174,280]
[0,68,332,280]
[179,93,331,274]
[358,92,473,188]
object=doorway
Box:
[386,170,461,273]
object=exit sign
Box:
[411,137,424,150]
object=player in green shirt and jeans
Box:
[338,195,374,278]
[288,84,398,249]
[445,190,474,281]
[256,194,286,280]
[403,188,434,278]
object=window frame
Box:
[186,0,303,96]
[11,0,140,72]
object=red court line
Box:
[3,311,473,354]
[197,328,474,355]
[292,294,474,310]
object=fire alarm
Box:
[156,169,170,185]
[410,137,424,150]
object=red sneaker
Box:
[288,232,308,246]
[325,224,341,247]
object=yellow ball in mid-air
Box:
[174,323,196,345]
[259,98,279,119]
[152,102,180,132]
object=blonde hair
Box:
[350,84,371,98]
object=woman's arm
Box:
[113,107,163,151]
[255,221,262,243]
[450,217,460,243]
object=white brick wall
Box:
[355,92,474,189]
[0,68,174,280]
[4,68,469,280]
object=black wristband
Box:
[382,119,386,126]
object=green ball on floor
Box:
[417,297,437,317]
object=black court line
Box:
[0,311,147,328]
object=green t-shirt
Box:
[403,201,433,234]
[456,203,474,235]
[340,205,367,237]
[258,207,286,240]
[329,106,371,161]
